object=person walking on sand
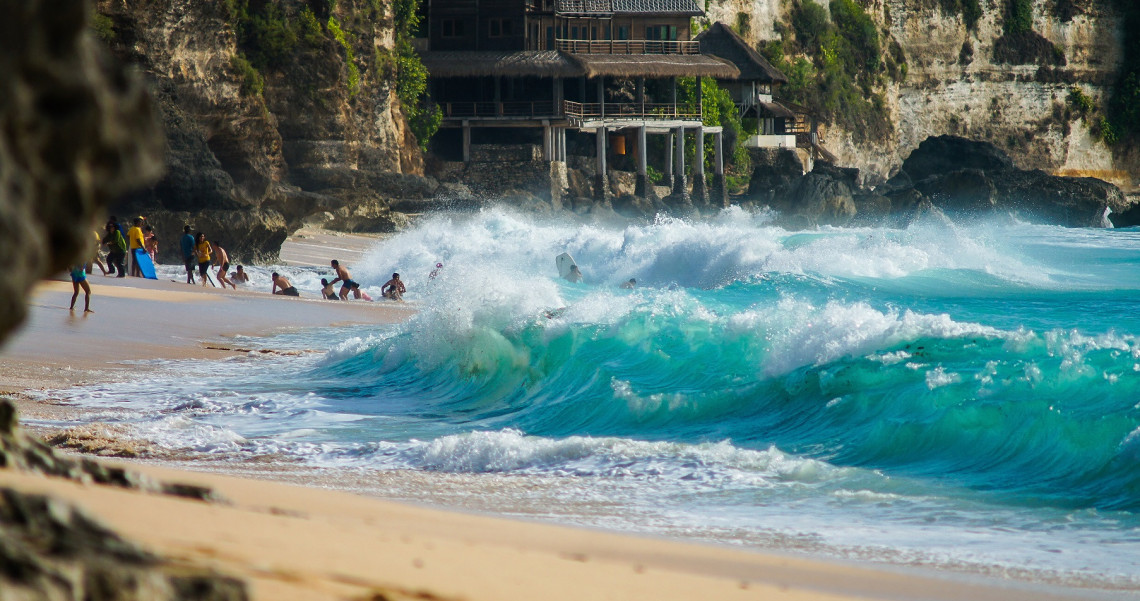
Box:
[194,232,213,287]
[180,225,196,284]
[102,222,127,278]
[329,259,361,300]
[381,273,405,301]
[86,229,107,276]
[69,265,93,313]
[271,272,300,296]
[126,217,145,277]
[214,242,236,289]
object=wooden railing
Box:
[441,101,561,119]
[563,100,700,120]
[555,39,700,55]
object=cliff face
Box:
[708,0,1138,192]
[97,0,423,262]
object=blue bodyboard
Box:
[133,249,157,280]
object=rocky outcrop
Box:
[705,0,1139,193]
[0,0,162,341]
[96,0,425,263]
[1,401,245,600]
[756,135,1131,228]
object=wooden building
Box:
[419,0,740,202]
[694,22,835,165]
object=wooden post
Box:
[595,127,608,200]
[597,77,605,119]
[462,120,471,163]
[635,124,648,198]
[692,125,707,205]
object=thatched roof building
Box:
[557,0,703,16]
[572,53,738,78]
[694,22,787,83]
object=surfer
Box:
[381,273,405,301]
[329,259,361,300]
[566,264,583,283]
[621,278,636,289]
[271,272,299,296]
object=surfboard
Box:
[556,252,579,281]
[133,248,157,280]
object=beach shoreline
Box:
[0,274,1129,601]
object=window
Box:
[645,25,678,41]
[442,19,465,38]
[489,19,514,38]
[617,25,628,40]
[571,26,578,39]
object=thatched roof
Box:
[421,51,584,78]
[694,22,787,83]
[423,50,739,79]
[757,100,795,118]
[556,0,702,15]
[573,53,738,78]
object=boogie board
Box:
[556,252,579,281]
[133,248,157,280]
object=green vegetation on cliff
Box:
[760,0,902,143]
[936,0,982,30]
[392,0,440,149]
[678,77,751,185]
[992,0,1066,65]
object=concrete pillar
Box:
[672,125,687,199]
[692,125,707,205]
[543,122,552,161]
[663,132,674,189]
[494,77,502,116]
[635,125,648,197]
[712,131,728,207]
[595,127,608,200]
[462,120,471,163]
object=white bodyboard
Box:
[556,252,578,280]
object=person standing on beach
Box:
[69,265,93,313]
[381,273,405,301]
[86,229,108,277]
[194,232,213,286]
[329,260,361,300]
[102,222,127,277]
[144,225,157,262]
[180,225,196,284]
[127,217,145,277]
[271,273,300,296]
[213,242,236,289]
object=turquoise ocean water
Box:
[42,208,1140,591]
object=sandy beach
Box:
[0,268,1120,601]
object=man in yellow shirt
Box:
[127,217,145,277]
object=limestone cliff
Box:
[704,0,1139,193]
[95,0,425,263]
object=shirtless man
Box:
[329,259,361,300]
[381,272,405,301]
[271,272,300,296]
[214,243,236,289]
[230,265,250,284]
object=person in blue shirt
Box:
[180,225,196,284]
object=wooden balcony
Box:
[563,100,700,120]
[555,39,701,55]
[440,101,562,119]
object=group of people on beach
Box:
[71,217,424,313]
[273,259,406,302]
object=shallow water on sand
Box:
[34,208,1140,592]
